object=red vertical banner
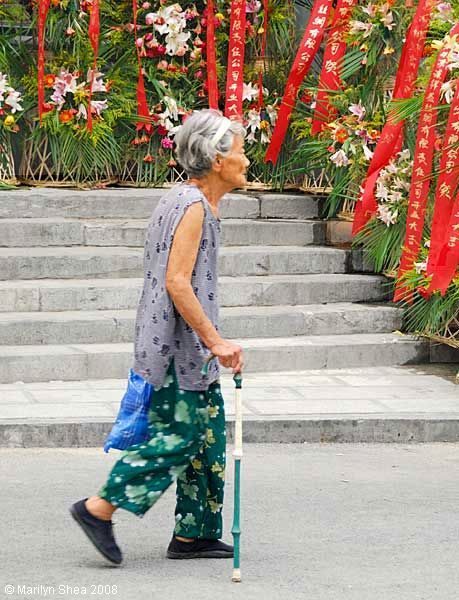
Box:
[352,0,436,235]
[206,0,219,109]
[311,0,357,135]
[87,0,100,132]
[424,83,459,288]
[393,27,459,303]
[37,0,51,124]
[224,0,246,120]
[132,0,151,133]
[426,192,459,295]
[265,0,333,165]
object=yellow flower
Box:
[260,120,270,130]
[191,458,202,470]
[211,462,222,473]
[208,405,219,418]
[383,45,395,55]
[215,12,224,19]
[206,428,216,445]
[432,34,459,52]
[4,115,15,126]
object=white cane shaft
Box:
[233,388,243,458]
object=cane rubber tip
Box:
[232,569,242,583]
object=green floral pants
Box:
[98,361,226,540]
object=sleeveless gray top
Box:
[133,181,221,391]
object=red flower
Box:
[42,102,54,114]
[335,128,348,144]
[143,154,155,163]
[157,125,169,136]
[44,74,56,88]
[59,109,75,124]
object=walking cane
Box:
[201,356,243,583]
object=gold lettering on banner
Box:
[330,42,341,55]
[439,183,451,197]
[417,152,427,165]
[231,47,241,57]
[313,17,326,26]
[324,60,338,74]
[410,211,420,220]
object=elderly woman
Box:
[70,109,248,565]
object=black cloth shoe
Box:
[166,536,234,559]
[70,498,123,565]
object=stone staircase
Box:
[0,188,430,385]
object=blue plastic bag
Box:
[103,369,153,453]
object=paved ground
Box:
[1,365,458,445]
[0,364,457,420]
[1,443,459,600]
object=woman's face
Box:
[216,134,250,189]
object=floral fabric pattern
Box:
[99,360,226,540]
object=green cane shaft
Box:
[232,375,243,582]
[232,458,241,570]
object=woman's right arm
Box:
[165,202,243,373]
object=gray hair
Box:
[174,109,246,179]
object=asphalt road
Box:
[1,443,458,600]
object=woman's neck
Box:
[187,176,229,218]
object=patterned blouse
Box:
[133,181,221,391]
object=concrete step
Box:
[0,304,402,345]
[0,218,325,248]
[0,246,350,280]
[0,189,319,220]
[0,274,388,312]
[0,334,429,384]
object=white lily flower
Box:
[330,149,349,167]
[266,104,277,126]
[350,20,374,38]
[165,30,190,55]
[349,101,366,121]
[377,204,398,226]
[5,91,23,113]
[90,99,108,117]
[362,144,374,161]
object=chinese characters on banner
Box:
[265,0,333,164]
[87,0,100,132]
[311,0,357,135]
[224,0,246,120]
[426,192,459,295]
[352,0,436,235]
[424,83,459,295]
[394,24,459,303]
[206,0,219,109]
[38,0,51,124]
